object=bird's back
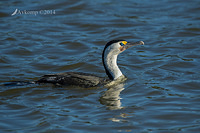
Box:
[37,72,105,88]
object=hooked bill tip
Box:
[139,41,144,45]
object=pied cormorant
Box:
[37,40,144,87]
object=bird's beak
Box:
[124,41,144,49]
[119,41,144,52]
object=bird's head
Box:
[102,40,144,80]
[103,40,144,56]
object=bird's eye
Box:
[120,42,124,46]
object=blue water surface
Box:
[0,0,200,132]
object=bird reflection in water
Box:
[100,83,125,110]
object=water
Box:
[0,0,200,132]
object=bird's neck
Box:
[103,52,123,80]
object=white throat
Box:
[103,47,123,80]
